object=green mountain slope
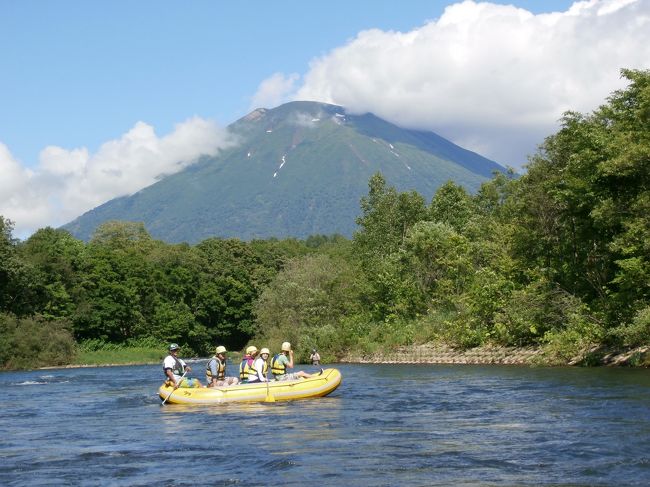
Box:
[63,101,505,243]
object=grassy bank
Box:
[70,339,167,366]
[72,346,245,368]
[73,346,165,366]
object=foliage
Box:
[510,69,650,325]
[0,313,77,369]
[611,306,650,348]
[253,253,365,358]
[403,221,472,308]
[0,217,44,316]
[492,279,593,347]
[354,172,428,262]
[540,313,605,366]
[429,181,475,232]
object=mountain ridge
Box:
[63,101,505,243]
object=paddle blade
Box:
[264,393,276,403]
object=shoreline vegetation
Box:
[3,70,650,373]
[37,343,650,370]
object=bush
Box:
[437,316,488,349]
[492,278,589,347]
[540,312,604,366]
[611,306,650,348]
[0,313,76,369]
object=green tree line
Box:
[0,217,327,368]
[2,69,648,369]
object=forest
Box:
[1,69,648,369]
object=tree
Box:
[253,253,364,352]
[90,221,153,250]
[510,69,650,328]
[0,216,18,311]
[354,172,427,262]
[429,181,475,232]
[0,216,40,315]
[73,223,158,342]
[18,228,84,319]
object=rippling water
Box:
[2,363,649,486]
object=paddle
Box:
[162,371,187,405]
[264,370,275,403]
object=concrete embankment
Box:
[340,343,650,366]
[340,344,542,365]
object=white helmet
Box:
[215,346,227,354]
[259,348,270,356]
[281,342,291,352]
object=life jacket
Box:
[206,356,225,380]
[271,353,286,376]
[239,355,253,381]
[163,356,185,377]
[247,359,268,382]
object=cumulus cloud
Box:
[254,0,650,168]
[0,118,234,238]
[249,72,300,110]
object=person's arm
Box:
[164,367,181,388]
[287,350,295,369]
[163,356,179,387]
[209,359,218,386]
[257,358,268,382]
[181,359,192,374]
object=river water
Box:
[1,363,649,486]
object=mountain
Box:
[63,101,505,243]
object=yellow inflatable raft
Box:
[158,368,342,404]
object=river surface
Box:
[1,363,649,486]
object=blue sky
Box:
[1,0,648,237]
[2,0,575,166]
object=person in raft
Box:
[163,343,202,388]
[310,348,321,366]
[239,345,258,383]
[271,342,320,381]
[247,347,271,383]
[206,346,239,387]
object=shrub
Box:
[493,278,589,347]
[540,311,605,366]
[0,313,76,369]
[611,306,650,348]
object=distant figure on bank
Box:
[163,343,202,388]
[239,345,257,383]
[272,342,319,381]
[248,347,271,383]
[206,346,239,387]
[310,349,321,366]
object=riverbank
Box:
[339,343,650,367]
[32,344,650,370]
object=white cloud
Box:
[0,118,235,239]
[254,0,650,168]
[249,72,300,110]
